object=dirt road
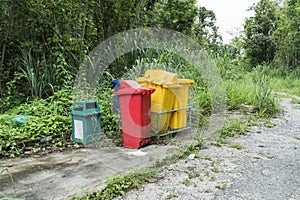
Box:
[124,97,300,200]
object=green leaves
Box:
[243,0,278,67]
[273,0,300,69]
[0,88,72,158]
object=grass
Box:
[228,142,243,150]
[271,76,300,96]
[216,118,248,139]
[182,178,193,186]
[215,183,230,190]
[224,70,279,117]
[70,170,157,200]
[294,136,300,141]
[0,168,23,200]
[290,98,300,104]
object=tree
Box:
[157,0,198,35]
[193,6,222,52]
[0,0,222,100]
[274,0,300,69]
[243,0,278,67]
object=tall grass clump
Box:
[252,69,279,117]
[224,76,255,110]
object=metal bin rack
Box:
[151,106,192,142]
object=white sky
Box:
[197,0,260,43]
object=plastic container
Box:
[70,100,101,144]
[170,79,194,130]
[112,80,120,114]
[136,69,180,133]
[11,114,30,128]
[114,80,155,148]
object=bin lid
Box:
[136,69,180,88]
[178,79,194,84]
[70,100,101,115]
[114,80,155,96]
[119,80,141,89]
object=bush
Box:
[0,88,73,158]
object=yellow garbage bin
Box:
[137,69,180,134]
[170,79,194,130]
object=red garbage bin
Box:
[114,80,155,148]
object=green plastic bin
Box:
[70,100,101,144]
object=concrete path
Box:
[0,140,184,199]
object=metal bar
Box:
[151,106,192,140]
[151,107,191,115]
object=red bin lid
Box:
[114,80,155,96]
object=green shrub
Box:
[0,88,73,158]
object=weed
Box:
[215,183,229,190]
[265,122,277,128]
[187,171,201,179]
[165,187,178,200]
[204,156,213,161]
[294,136,300,141]
[216,118,248,139]
[271,75,300,96]
[0,168,23,200]
[72,134,204,199]
[209,176,217,181]
[266,155,275,159]
[165,188,178,200]
[182,178,193,187]
[153,135,205,168]
[71,170,156,200]
[203,188,213,193]
[290,98,300,104]
[224,78,254,111]
[0,192,24,200]
[228,142,243,150]
[211,167,221,173]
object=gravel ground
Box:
[123,97,300,200]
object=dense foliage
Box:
[0,0,299,159]
[243,0,300,69]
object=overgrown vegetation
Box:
[1,0,297,159]
[0,0,300,199]
[0,89,73,157]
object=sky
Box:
[197,0,260,44]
